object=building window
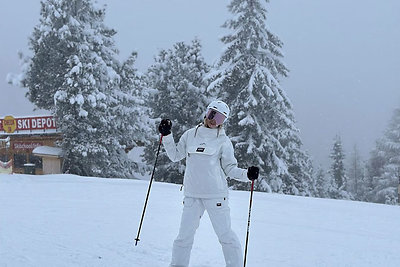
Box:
[0,154,8,162]
[29,154,43,169]
[14,154,27,168]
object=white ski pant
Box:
[170,197,243,267]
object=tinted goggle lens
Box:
[206,109,226,125]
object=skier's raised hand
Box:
[158,119,172,136]
[247,166,259,181]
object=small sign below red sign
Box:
[13,142,43,151]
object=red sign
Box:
[0,116,57,133]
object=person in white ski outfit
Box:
[158,100,259,267]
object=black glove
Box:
[158,119,172,136]
[247,166,259,181]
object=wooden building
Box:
[0,115,62,175]
[32,146,63,174]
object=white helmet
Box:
[207,100,230,119]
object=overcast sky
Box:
[1,0,399,168]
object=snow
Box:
[1,174,400,267]
[54,90,67,102]
[75,94,84,105]
[79,108,88,118]
[70,65,81,75]
[127,146,145,165]
[32,146,63,157]
[0,136,10,143]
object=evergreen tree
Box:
[111,52,152,177]
[50,0,122,177]
[365,144,385,202]
[144,39,210,184]
[9,0,141,178]
[328,135,352,199]
[368,108,400,204]
[358,160,371,202]
[207,0,314,195]
[315,167,331,198]
[346,145,366,200]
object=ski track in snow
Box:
[1,174,400,267]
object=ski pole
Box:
[243,179,255,267]
[134,134,163,246]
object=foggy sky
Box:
[1,0,399,169]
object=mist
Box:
[1,0,399,168]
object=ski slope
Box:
[1,174,399,267]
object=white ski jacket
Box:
[162,124,248,198]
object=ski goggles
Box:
[206,109,227,125]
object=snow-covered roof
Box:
[32,146,63,158]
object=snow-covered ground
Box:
[1,174,399,267]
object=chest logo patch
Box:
[196,147,205,152]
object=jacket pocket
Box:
[187,146,217,157]
[185,144,226,194]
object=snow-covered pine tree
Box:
[368,108,400,204]
[314,167,331,198]
[206,0,314,195]
[10,0,134,177]
[346,145,366,200]
[112,52,152,177]
[51,0,123,177]
[144,39,210,184]
[328,135,352,199]
[357,159,371,202]
[365,144,385,202]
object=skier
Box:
[158,100,259,267]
